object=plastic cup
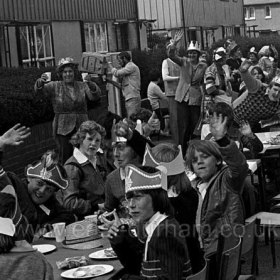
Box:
[52,222,65,242]
[45,72,51,82]
[82,72,88,82]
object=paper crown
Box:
[125,164,167,193]
[57,57,78,71]
[249,47,258,55]
[0,184,23,236]
[214,47,226,61]
[26,152,68,190]
[258,45,270,56]
[187,41,201,53]
[142,144,185,176]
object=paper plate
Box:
[43,231,55,239]
[61,264,114,279]
[33,244,56,254]
[89,248,117,259]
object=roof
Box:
[244,0,280,5]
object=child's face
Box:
[191,150,219,182]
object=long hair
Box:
[185,140,223,173]
[151,143,191,193]
[70,120,106,148]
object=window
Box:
[265,6,271,18]
[19,24,54,67]
[248,7,255,19]
[244,7,248,20]
[84,22,108,53]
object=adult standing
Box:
[162,43,181,144]
[108,52,141,118]
[168,32,207,155]
[34,57,100,164]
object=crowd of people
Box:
[1,33,280,280]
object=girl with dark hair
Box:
[107,164,192,279]
[0,192,54,280]
[34,57,101,164]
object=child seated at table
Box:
[107,164,192,279]
[0,191,54,280]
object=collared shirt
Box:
[73,148,97,168]
[144,211,168,260]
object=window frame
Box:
[265,5,271,19]
[84,22,108,53]
[248,6,255,20]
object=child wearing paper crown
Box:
[0,192,54,280]
[142,143,204,273]
[107,164,192,280]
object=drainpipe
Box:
[134,0,141,50]
[180,0,187,47]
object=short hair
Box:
[151,143,191,193]
[149,69,161,82]
[130,108,152,123]
[118,51,131,61]
[70,120,106,148]
[208,102,234,129]
[185,140,223,172]
[0,193,16,253]
[250,66,265,83]
[126,166,174,216]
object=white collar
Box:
[144,212,168,260]
[73,147,99,168]
[119,168,126,180]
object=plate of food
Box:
[33,244,56,254]
[269,135,280,145]
[60,264,113,279]
[89,248,117,259]
[43,230,55,239]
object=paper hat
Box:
[258,45,270,57]
[187,41,201,53]
[142,144,185,176]
[214,47,226,61]
[57,57,78,71]
[125,164,167,193]
[249,47,258,55]
[26,151,68,190]
[0,183,23,236]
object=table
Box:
[34,237,123,280]
[255,131,280,153]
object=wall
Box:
[245,4,280,33]
[128,23,139,50]
[51,21,82,64]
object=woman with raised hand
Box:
[34,57,100,164]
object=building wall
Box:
[137,0,182,30]
[0,0,137,22]
[127,23,139,50]
[245,4,280,33]
[51,21,82,64]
